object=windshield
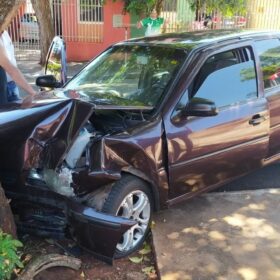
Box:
[65,45,187,107]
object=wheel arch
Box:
[120,168,160,212]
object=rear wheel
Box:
[102,175,153,258]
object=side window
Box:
[189,48,257,108]
[255,39,280,90]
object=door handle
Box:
[249,114,266,126]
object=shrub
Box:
[0,230,23,280]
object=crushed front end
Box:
[0,38,183,262]
[0,98,139,263]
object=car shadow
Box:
[214,163,280,192]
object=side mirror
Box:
[36,75,62,88]
[186,97,218,117]
[45,36,67,86]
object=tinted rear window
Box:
[255,39,280,90]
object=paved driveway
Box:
[152,163,280,279]
[152,189,280,280]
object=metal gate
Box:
[162,0,250,32]
[6,0,280,61]
[161,0,280,33]
[7,0,40,60]
[52,0,104,43]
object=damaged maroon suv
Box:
[1,29,280,263]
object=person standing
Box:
[0,66,8,104]
[0,30,36,104]
[1,30,21,102]
[137,9,168,37]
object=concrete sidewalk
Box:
[152,189,280,280]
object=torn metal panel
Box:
[7,181,136,263]
[68,201,137,264]
[0,99,94,176]
[72,118,168,197]
[26,100,94,169]
[72,169,121,194]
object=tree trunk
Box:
[0,1,23,239]
[31,0,55,66]
[155,0,164,15]
[0,182,17,238]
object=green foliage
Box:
[112,0,156,17]
[0,230,23,280]
[109,0,247,18]
[123,0,156,16]
[189,0,247,16]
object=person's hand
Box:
[21,93,35,108]
[68,89,80,99]
[35,90,50,99]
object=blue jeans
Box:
[7,81,20,102]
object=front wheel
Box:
[102,175,153,258]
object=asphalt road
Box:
[215,163,280,192]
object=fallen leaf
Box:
[142,266,155,275]
[129,256,143,264]
[23,254,32,262]
[143,256,150,262]
[139,243,151,255]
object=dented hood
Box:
[0,91,152,175]
[0,99,94,173]
[38,88,154,110]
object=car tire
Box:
[102,174,153,258]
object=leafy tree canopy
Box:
[112,0,247,17]
[189,0,247,16]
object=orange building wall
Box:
[61,0,130,62]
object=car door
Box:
[254,38,280,159]
[165,46,270,201]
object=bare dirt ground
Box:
[20,234,158,280]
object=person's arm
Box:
[138,17,149,29]
[137,20,143,29]
[0,44,36,97]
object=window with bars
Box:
[79,0,103,22]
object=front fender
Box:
[72,118,169,208]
